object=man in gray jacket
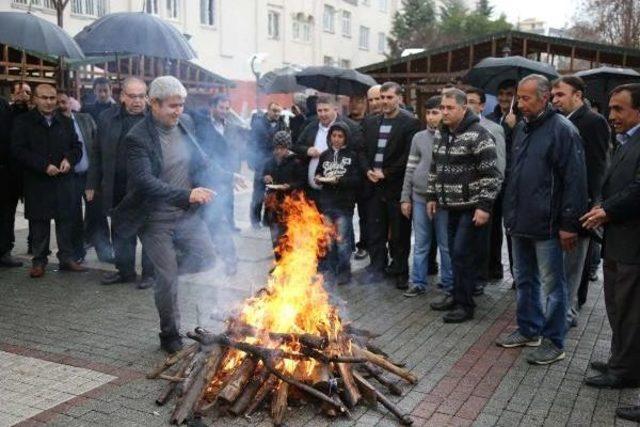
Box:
[401,96,453,297]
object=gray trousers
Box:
[563,236,590,323]
[139,214,215,341]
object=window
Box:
[323,5,335,33]
[377,0,387,12]
[377,32,386,53]
[302,21,312,42]
[71,0,108,16]
[359,26,370,50]
[12,0,54,8]
[166,0,180,19]
[145,0,158,14]
[323,56,334,66]
[200,0,215,26]
[268,11,280,39]
[340,59,351,69]
[341,11,351,37]
[292,20,300,40]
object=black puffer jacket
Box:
[314,123,363,212]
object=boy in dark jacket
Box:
[314,123,362,285]
[263,131,305,253]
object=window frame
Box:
[268,10,281,40]
[359,25,370,50]
[323,4,335,33]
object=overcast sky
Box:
[488,0,580,29]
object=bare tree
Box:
[572,0,640,48]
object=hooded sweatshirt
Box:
[314,122,363,212]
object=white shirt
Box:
[308,120,334,189]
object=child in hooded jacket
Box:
[314,122,362,285]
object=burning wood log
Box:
[271,380,289,426]
[147,343,197,379]
[352,370,414,426]
[245,374,278,416]
[352,344,417,384]
[334,362,361,409]
[217,357,257,404]
[363,364,403,396]
[228,367,268,416]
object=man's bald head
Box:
[367,84,382,114]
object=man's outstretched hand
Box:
[189,187,215,204]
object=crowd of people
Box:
[1,71,639,419]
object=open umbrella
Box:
[259,66,306,94]
[74,12,196,60]
[575,66,640,106]
[295,66,377,96]
[0,11,84,59]
[465,56,558,95]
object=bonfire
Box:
[148,193,416,425]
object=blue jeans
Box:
[512,236,568,349]
[410,200,453,291]
[325,209,354,276]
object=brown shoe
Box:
[59,261,88,272]
[30,265,45,278]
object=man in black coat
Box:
[551,76,610,327]
[112,76,217,354]
[193,94,243,276]
[86,77,153,288]
[249,102,286,228]
[11,84,87,278]
[361,82,421,288]
[0,82,31,266]
[582,83,640,391]
[81,77,116,122]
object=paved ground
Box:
[1,181,639,426]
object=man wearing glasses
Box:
[86,77,154,288]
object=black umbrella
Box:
[74,12,196,60]
[465,56,558,95]
[259,66,307,94]
[295,66,377,96]
[575,66,640,101]
[0,11,84,59]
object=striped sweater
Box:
[426,111,502,213]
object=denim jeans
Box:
[411,199,453,291]
[325,209,354,276]
[447,209,486,311]
[563,236,590,324]
[512,236,568,349]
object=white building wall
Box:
[0,0,398,82]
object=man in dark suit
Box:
[81,77,115,122]
[551,76,610,326]
[86,77,153,288]
[582,83,640,390]
[11,84,87,278]
[112,76,217,354]
[193,94,244,276]
[361,82,421,288]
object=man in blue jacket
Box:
[497,75,588,365]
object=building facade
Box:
[1,0,398,110]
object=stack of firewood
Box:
[148,324,417,425]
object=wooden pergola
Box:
[357,30,640,112]
[0,43,58,93]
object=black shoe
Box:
[443,307,473,323]
[137,276,154,289]
[584,372,640,389]
[430,294,456,311]
[617,405,640,422]
[101,271,136,285]
[160,336,183,354]
[395,275,409,290]
[590,361,608,374]
[0,252,23,267]
[473,284,484,296]
[384,266,401,277]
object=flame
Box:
[231,192,342,376]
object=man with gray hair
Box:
[497,74,588,365]
[112,76,218,353]
[426,88,501,323]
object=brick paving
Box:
[0,188,638,426]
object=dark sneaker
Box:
[137,276,154,290]
[101,271,136,285]
[496,331,542,348]
[395,275,409,290]
[526,339,565,365]
[403,284,426,297]
[0,252,23,267]
[160,337,184,354]
[430,294,455,311]
[443,307,473,323]
[354,248,368,260]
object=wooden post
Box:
[426,55,431,74]
[595,50,601,67]
[468,44,474,68]
[569,46,575,72]
[623,53,628,67]
[446,51,452,73]
[523,39,528,57]
[546,43,551,63]
[140,55,145,78]
[491,38,497,57]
